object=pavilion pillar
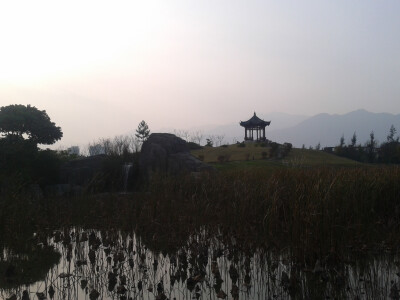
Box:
[263,127,265,140]
[245,128,247,140]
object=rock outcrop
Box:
[59,155,108,186]
[139,133,214,177]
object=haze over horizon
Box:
[1,1,399,148]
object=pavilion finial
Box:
[254,111,256,116]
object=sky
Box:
[1,1,400,148]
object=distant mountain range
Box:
[206,109,400,148]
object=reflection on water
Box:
[1,228,400,299]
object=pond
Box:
[1,227,400,300]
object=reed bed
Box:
[2,166,400,298]
[2,166,400,263]
[142,166,400,262]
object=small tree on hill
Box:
[335,134,345,155]
[380,125,400,163]
[135,120,150,144]
[205,138,213,147]
[387,125,398,143]
[350,132,357,148]
[365,131,377,163]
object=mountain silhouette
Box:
[206,109,400,147]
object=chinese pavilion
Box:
[240,112,271,141]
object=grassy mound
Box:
[191,144,360,171]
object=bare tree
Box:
[88,142,105,156]
[173,129,190,142]
[130,135,142,152]
[113,135,130,156]
[191,130,204,145]
[100,138,112,155]
[215,134,225,146]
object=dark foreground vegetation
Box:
[3,166,400,261]
[2,166,400,298]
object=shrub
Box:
[205,139,213,147]
[187,142,202,150]
[217,155,225,163]
[269,142,279,158]
[217,154,231,163]
[282,142,293,157]
[261,151,268,159]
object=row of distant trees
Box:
[79,130,226,156]
[332,125,400,163]
[65,120,150,156]
[78,129,226,157]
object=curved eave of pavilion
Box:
[239,119,271,127]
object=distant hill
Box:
[268,109,400,148]
[205,109,400,148]
[205,112,309,144]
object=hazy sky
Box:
[1,1,400,147]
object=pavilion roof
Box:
[240,112,271,127]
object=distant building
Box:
[240,112,271,142]
[67,146,80,155]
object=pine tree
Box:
[365,131,377,163]
[350,132,357,147]
[387,125,398,143]
[135,120,150,143]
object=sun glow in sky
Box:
[1,1,400,147]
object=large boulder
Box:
[139,133,214,177]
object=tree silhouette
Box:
[0,104,62,145]
[365,131,377,163]
[387,125,398,143]
[350,132,357,147]
[135,120,150,143]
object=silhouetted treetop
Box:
[135,120,150,143]
[0,104,62,145]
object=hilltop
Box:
[191,143,359,171]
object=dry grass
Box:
[192,145,360,173]
[191,143,270,163]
